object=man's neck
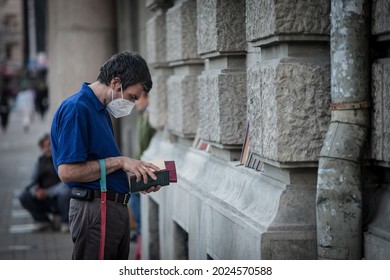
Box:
[89,81,110,105]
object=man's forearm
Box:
[58,157,124,183]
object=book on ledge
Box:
[129,160,177,193]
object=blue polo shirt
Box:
[51,83,129,194]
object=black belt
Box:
[92,189,130,204]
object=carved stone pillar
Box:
[197,0,247,161]
[146,0,173,129]
[245,0,331,259]
[166,0,203,137]
[246,0,331,165]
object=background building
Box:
[0,0,24,79]
[44,0,389,260]
[1,0,48,99]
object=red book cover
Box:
[164,161,177,183]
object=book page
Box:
[147,159,166,170]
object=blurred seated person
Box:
[19,133,71,233]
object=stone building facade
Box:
[0,0,24,74]
[47,0,390,259]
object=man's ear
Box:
[110,77,121,89]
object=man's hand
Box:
[122,158,163,194]
[141,185,162,194]
[122,158,160,184]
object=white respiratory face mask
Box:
[106,85,135,118]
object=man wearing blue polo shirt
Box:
[51,51,161,260]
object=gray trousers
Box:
[69,198,130,260]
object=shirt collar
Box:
[81,82,105,112]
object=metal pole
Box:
[316,0,370,260]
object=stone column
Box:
[245,0,331,259]
[142,0,174,260]
[165,0,203,137]
[197,0,247,161]
[146,0,174,130]
[47,0,116,115]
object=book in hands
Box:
[130,169,170,193]
[129,160,177,193]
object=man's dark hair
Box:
[97,51,153,92]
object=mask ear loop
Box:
[120,85,124,99]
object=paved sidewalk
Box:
[0,110,135,260]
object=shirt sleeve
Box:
[54,104,90,165]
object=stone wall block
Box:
[197,0,246,55]
[166,0,199,62]
[247,65,265,157]
[198,72,246,144]
[167,73,200,136]
[197,0,217,54]
[249,64,278,160]
[371,62,383,161]
[198,74,220,142]
[246,0,330,42]
[383,68,390,163]
[372,0,390,35]
[167,75,182,133]
[149,69,171,129]
[218,74,247,144]
[249,62,330,163]
[371,60,390,163]
[147,13,167,65]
